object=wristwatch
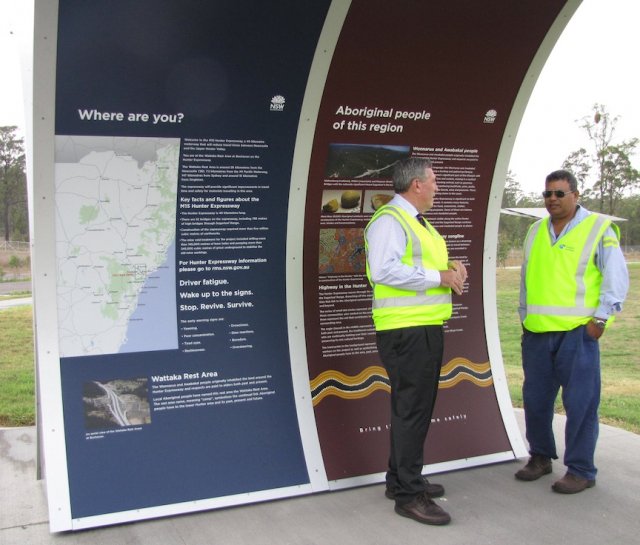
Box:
[591,318,607,330]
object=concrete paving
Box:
[1,409,639,544]
[0,296,32,309]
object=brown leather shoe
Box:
[552,472,596,494]
[385,476,445,499]
[394,493,451,525]
[515,454,552,481]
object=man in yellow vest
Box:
[365,157,467,525]
[515,169,629,493]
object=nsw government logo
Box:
[484,109,497,123]
[270,95,285,112]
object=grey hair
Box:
[393,157,433,193]
[545,169,578,192]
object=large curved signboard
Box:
[30,0,577,531]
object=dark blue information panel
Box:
[53,0,330,518]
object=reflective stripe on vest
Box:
[524,213,612,331]
[372,292,452,309]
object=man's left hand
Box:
[586,320,605,340]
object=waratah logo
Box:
[484,109,497,123]
[270,95,285,111]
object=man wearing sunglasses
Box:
[515,169,629,494]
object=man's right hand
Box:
[439,268,465,295]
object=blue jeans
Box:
[521,325,601,480]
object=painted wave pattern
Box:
[310,358,493,406]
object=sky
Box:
[1,0,638,196]
[508,0,640,195]
[0,0,30,134]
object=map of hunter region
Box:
[319,228,366,274]
[55,136,180,357]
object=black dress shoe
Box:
[385,476,445,499]
[394,493,451,526]
[515,454,552,481]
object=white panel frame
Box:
[30,0,72,532]
[286,0,352,492]
[482,0,583,460]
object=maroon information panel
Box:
[303,1,567,482]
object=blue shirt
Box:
[365,194,442,292]
[518,205,629,322]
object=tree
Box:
[564,104,639,216]
[616,195,640,247]
[0,126,28,241]
[599,142,640,215]
[8,255,21,272]
[502,170,523,207]
[562,148,591,194]
[498,171,538,266]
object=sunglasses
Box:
[542,190,573,198]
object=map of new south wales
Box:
[55,136,180,358]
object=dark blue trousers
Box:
[376,325,443,505]
[521,325,601,480]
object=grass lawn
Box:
[497,262,640,434]
[0,305,35,426]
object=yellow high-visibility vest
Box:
[365,205,452,331]
[523,213,618,332]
